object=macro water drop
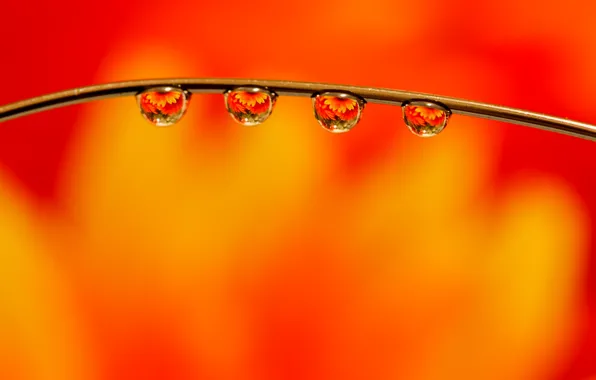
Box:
[224,87,277,126]
[402,100,450,137]
[312,92,365,133]
[136,87,190,127]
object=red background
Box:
[1,1,595,379]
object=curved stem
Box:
[1,78,595,141]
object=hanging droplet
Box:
[402,100,451,137]
[136,87,190,127]
[312,92,365,133]
[224,87,277,126]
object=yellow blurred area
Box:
[0,174,96,380]
[1,48,584,380]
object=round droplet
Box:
[402,100,451,137]
[136,87,190,127]
[224,87,277,126]
[312,92,365,133]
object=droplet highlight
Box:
[136,87,190,127]
[402,100,450,137]
[312,92,365,133]
[224,87,277,126]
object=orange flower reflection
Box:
[140,91,185,116]
[227,91,272,115]
[314,95,360,121]
[403,105,446,127]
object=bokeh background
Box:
[1,1,595,379]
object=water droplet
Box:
[136,87,190,127]
[224,87,277,126]
[312,92,365,133]
[402,100,451,137]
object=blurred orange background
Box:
[1,1,595,379]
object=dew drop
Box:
[136,87,190,127]
[312,92,365,133]
[224,87,277,126]
[402,100,451,137]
